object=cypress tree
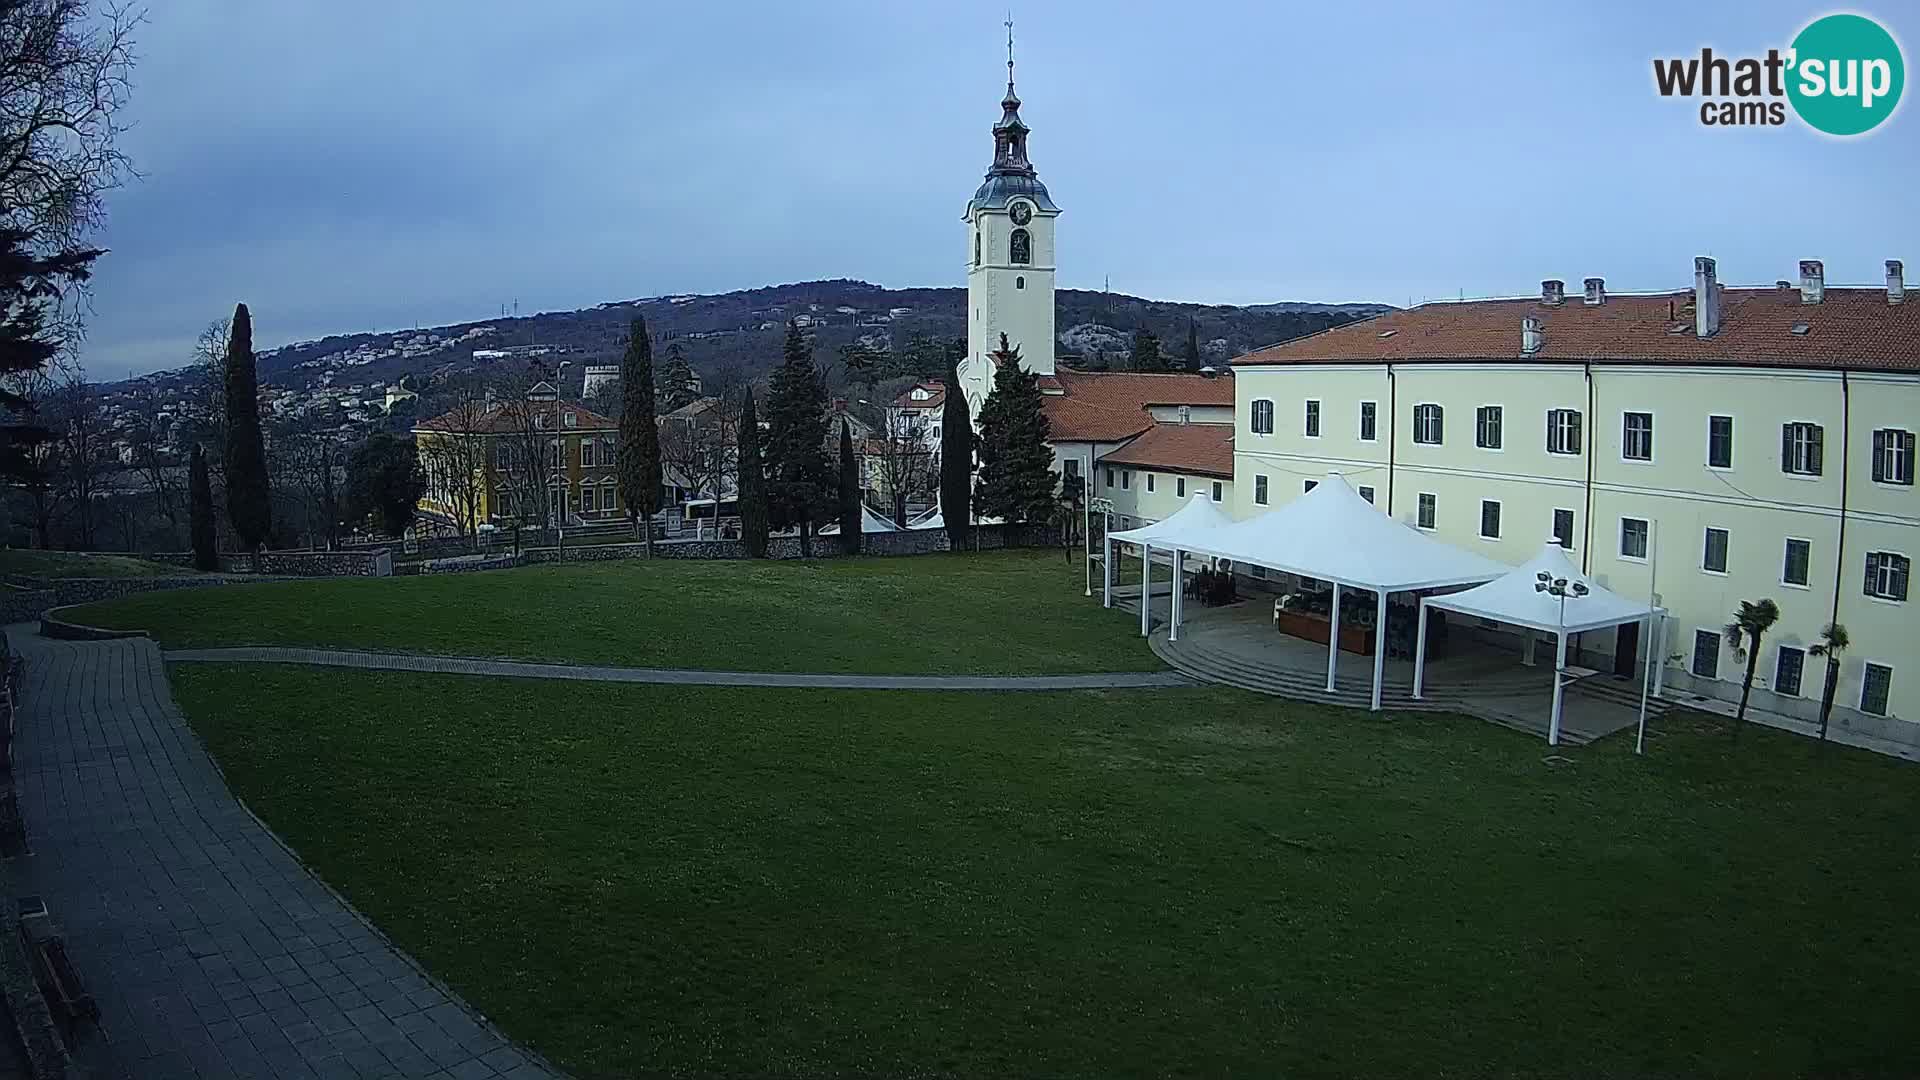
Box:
[736,387,769,557]
[658,342,699,413]
[837,419,860,556]
[222,303,273,549]
[189,443,218,570]
[764,322,832,557]
[1183,317,1201,370]
[617,317,663,555]
[939,357,973,551]
[1129,327,1165,373]
[975,334,1058,525]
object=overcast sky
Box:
[83,0,1919,380]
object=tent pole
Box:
[1325,582,1342,692]
[1139,543,1152,638]
[1370,589,1388,711]
[1412,598,1429,699]
[1102,532,1113,608]
[1549,630,1567,746]
[1170,548,1183,643]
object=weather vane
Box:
[1005,14,1015,79]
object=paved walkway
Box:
[163,646,1195,691]
[3,628,562,1080]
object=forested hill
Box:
[178,280,1389,397]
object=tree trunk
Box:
[1735,635,1759,728]
[800,519,812,559]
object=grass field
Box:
[67,550,1153,674]
[0,549,194,578]
[171,664,1920,1079]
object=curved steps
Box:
[1151,632,1665,747]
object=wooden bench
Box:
[19,915,97,1038]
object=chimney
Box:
[1541,279,1565,306]
[1798,259,1825,304]
[1694,256,1721,337]
[1521,315,1545,355]
[1888,259,1906,305]
[1178,405,1192,425]
[1583,277,1606,306]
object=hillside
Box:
[174,280,1387,399]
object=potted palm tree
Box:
[1723,598,1781,736]
[1808,622,1851,746]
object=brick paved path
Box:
[163,646,1195,691]
[3,628,562,1080]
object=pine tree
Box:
[0,225,99,488]
[736,387,769,557]
[618,317,663,555]
[1129,327,1165,373]
[939,357,973,550]
[1182,317,1201,370]
[222,303,274,549]
[975,334,1058,525]
[764,322,833,557]
[837,419,860,556]
[189,443,218,570]
[658,342,699,413]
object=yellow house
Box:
[413,382,624,530]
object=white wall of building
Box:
[1231,360,1919,740]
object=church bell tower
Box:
[960,24,1058,416]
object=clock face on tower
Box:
[1009,201,1033,226]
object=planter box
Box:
[1274,608,1375,656]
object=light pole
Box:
[553,360,572,557]
[1083,448,1095,597]
[1534,570,1589,746]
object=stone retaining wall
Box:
[1,576,290,627]
[143,550,392,577]
[515,524,1061,565]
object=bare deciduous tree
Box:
[658,398,737,507]
[0,0,142,248]
[415,378,492,547]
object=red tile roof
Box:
[415,399,618,435]
[1042,369,1235,442]
[1098,423,1235,478]
[892,382,947,411]
[1233,287,1920,371]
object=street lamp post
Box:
[1534,570,1590,746]
[553,360,572,558]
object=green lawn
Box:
[171,665,1920,1079]
[67,550,1152,674]
[0,549,194,578]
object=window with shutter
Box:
[1860,663,1893,716]
[1864,552,1909,601]
[1782,423,1823,475]
[1873,428,1915,485]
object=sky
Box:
[82,0,1920,380]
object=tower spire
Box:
[990,17,1034,177]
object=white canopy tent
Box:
[906,507,1005,531]
[1416,542,1665,745]
[818,504,904,535]
[1105,493,1237,644]
[1109,475,1508,710]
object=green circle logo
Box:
[1787,13,1904,135]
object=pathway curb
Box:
[163,647,1196,692]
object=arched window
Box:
[1250,399,1274,435]
[974,229,981,266]
[1009,228,1031,265]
